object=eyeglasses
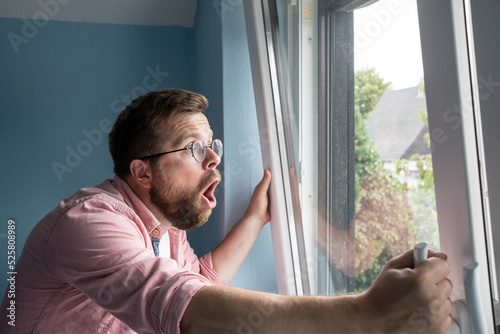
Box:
[137,139,223,163]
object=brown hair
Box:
[108,88,209,178]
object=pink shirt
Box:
[0,176,226,333]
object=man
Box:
[1,89,452,333]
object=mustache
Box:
[199,169,221,191]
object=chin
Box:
[173,208,212,231]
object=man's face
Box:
[149,112,221,230]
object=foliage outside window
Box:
[353,68,438,292]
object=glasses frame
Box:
[137,139,223,163]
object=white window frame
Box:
[244,0,310,295]
[418,0,496,332]
[245,0,498,331]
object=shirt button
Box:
[153,229,159,236]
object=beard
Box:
[150,168,220,231]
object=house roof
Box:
[366,86,430,161]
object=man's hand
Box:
[359,249,453,333]
[184,246,453,334]
[211,170,272,283]
[241,169,272,227]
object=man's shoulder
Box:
[64,179,118,204]
[57,179,136,219]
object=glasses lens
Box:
[192,140,206,162]
[212,139,223,159]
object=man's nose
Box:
[203,146,221,170]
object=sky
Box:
[353,0,423,90]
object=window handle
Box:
[446,262,489,334]
[464,262,488,334]
[413,241,428,267]
[413,243,490,333]
[413,243,462,333]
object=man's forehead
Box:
[168,113,213,146]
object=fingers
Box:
[418,268,453,331]
[416,256,451,284]
[436,278,453,301]
[386,248,415,269]
[261,169,272,187]
[254,169,272,194]
[428,295,453,333]
[428,250,448,261]
[413,278,452,333]
[369,248,453,333]
[244,170,272,224]
[440,314,455,333]
[435,279,453,318]
[386,248,449,271]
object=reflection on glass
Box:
[353,0,439,292]
[268,0,440,296]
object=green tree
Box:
[354,68,392,118]
[352,75,439,292]
[353,164,415,292]
[353,68,391,200]
[352,69,415,291]
[354,105,379,200]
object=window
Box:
[352,0,439,293]
[244,0,497,331]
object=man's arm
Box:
[181,249,453,333]
[211,169,271,283]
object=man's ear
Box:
[129,159,153,190]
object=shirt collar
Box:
[111,175,163,239]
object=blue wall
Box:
[0,18,194,294]
[0,2,277,296]
[189,1,277,292]
[187,0,226,257]
[221,2,278,292]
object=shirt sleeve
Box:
[199,252,227,285]
[174,229,227,286]
[44,197,212,334]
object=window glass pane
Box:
[268,0,440,296]
[353,0,440,291]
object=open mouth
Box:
[202,178,220,209]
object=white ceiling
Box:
[0,0,199,27]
